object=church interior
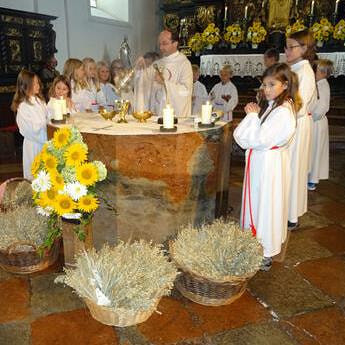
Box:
[1,1,345,344]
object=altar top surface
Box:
[50,112,228,136]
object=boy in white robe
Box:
[209,65,238,121]
[191,64,208,116]
[308,59,333,190]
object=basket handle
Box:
[7,241,37,254]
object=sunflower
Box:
[42,153,58,171]
[52,128,71,149]
[55,194,76,215]
[31,154,42,178]
[50,171,65,191]
[76,163,99,186]
[78,195,99,213]
[38,188,59,208]
[64,142,88,167]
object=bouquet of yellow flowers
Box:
[31,126,107,250]
[224,24,244,45]
[285,19,306,37]
[247,21,267,45]
[333,19,345,41]
[202,23,221,46]
[188,33,205,52]
[311,18,333,42]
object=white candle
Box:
[335,0,339,14]
[244,5,248,20]
[224,5,228,20]
[53,99,63,121]
[201,101,212,124]
[311,0,315,15]
[163,104,174,129]
[60,97,67,115]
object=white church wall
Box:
[1,0,159,72]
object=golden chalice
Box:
[132,111,153,123]
[99,106,116,121]
[114,100,130,123]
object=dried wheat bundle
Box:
[172,220,263,280]
[56,241,178,312]
[2,180,33,209]
[0,205,48,249]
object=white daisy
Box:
[65,182,87,201]
[36,206,53,217]
[62,212,82,220]
[32,171,51,192]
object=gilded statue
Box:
[268,0,292,28]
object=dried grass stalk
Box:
[56,241,178,312]
[172,220,263,280]
[0,205,48,249]
[2,180,33,209]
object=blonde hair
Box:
[192,64,200,73]
[63,58,85,91]
[97,61,110,82]
[83,57,100,91]
[221,65,233,76]
[48,75,71,99]
[316,59,334,78]
[11,70,44,112]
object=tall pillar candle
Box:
[60,97,67,115]
[201,101,212,124]
[53,99,63,120]
[163,104,174,129]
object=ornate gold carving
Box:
[196,6,216,29]
[268,0,292,28]
[33,41,42,61]
[9,40,21,62]
[29,30,44,38]
[25,18,45,27]
[1,15,23,24]
[0,85,16,94]
[163,13,180,32]
[5,27,22,37]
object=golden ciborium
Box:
[114,100,130,123]
[98,106,116,121]
[132,111,153,123]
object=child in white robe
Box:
[209,65,238,121]
[191,64,208,116]
[11,70,49,180]
[97,61,120,106]
[234,63,300,271]
[83,57,106,107]
[285,29,317,229]
[308,59,333,190]
[63,58,93,112]
[47,75,76,118]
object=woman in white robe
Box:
[285,30,317,226]
[234,63,299,268]
[11,70,48,180]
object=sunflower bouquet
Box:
[311,18,333,42]
[333,19,345,41]
[247,21,267,45]
[188,33,205,53]
[285,19,306,37]
[224,24,244,45]
[202,23,221,47]
[31,126,107,250]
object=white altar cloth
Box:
[201,52,345,78]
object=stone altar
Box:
[48,113,232,244]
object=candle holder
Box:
[157,117,178,125]
[114,100,130,123]
[308,14,315,28]
[51,118,66,124]
[332,12,338,25]
[198,122,215,128]
[160,126,177,132]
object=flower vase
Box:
[61,217,93,267]
[316,40,324,48]
[231,44,237,49]
[206,44,213,50]
[251,43,258,49]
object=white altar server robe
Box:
[86,79,106,106]
[288,60,317,222]
[192,80,208,115]
[153,51,193,117]
[309,78,330,183]
[209,81,238,121]
[234,101,296,257]
[100,82,120,106]
[16,97,48,180]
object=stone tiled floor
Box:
[1,149,345,345]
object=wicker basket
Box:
[0,240,61,274]
[84,297,160,327]
[170,243,257,306]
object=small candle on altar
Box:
[244,5,248,20]
[310,0,315,16]
[224,5,228,20]
[60,97,67,115]
[163,104,174,129]
[52,99,63,121]
[201,101,212,124]
[335,0,340,15]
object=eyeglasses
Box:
[284,45,301,50]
